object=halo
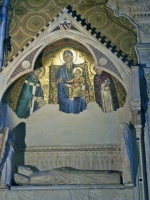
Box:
[59,48,77,64]
[73,67,83,75]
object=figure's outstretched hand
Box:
[65,83,72,88]
[57,78,63,84]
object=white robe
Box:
[101,86,114,113]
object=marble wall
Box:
[0,186,134,200]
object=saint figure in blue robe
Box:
[16,68,45,118]
[5,68,45,119]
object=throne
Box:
[49,62,95,104]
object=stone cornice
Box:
[108,1,150,22]
[15,144,121,152]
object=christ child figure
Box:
[65,67,85,99]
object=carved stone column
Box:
[134,124,145,200]
[130,66,146,200]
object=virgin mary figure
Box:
[57,50,86,114]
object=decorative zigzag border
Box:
[66,5,134,68]
[1,5,134,72]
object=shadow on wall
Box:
[12,122,42,185]
[139,65,149,112]
[0,102,7,131]
[12,122,26,173]
[139,65,149,198]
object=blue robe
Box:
[16,74,44,118]
[57,64,86,114]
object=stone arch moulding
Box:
[0,7,133,101]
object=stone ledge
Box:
[11,184,134,191]
[0,186,134,200]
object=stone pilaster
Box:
[130,66,141,112]
[135,124,146,200]
[143,68,150,200]
[129,65,148,199]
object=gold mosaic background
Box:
[38,39,95,103]
[9,0,137,64]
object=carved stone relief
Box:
[0,187,134,200]
[108,0,150,43]
[14,145,122,172]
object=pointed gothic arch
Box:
[0,6,141,193]
[0,8,133,101]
